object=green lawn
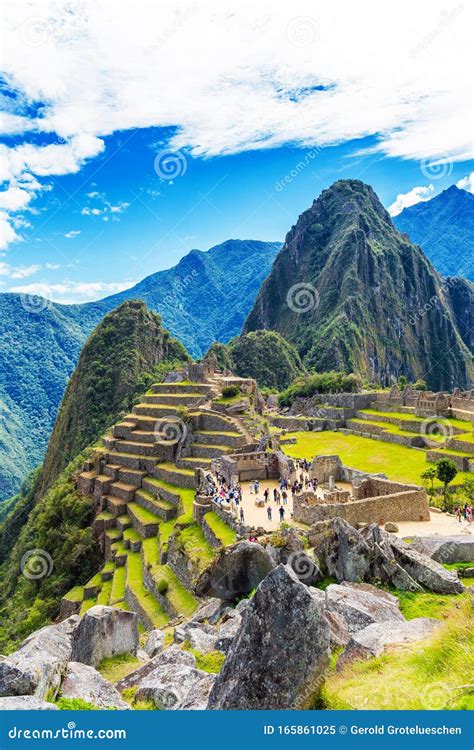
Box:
[283,431,471,486]
[97,580,112,605]
[110,565,127,604]
[126,553,168,627]
[204,511,237,546]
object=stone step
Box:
[102,436,118,451]
[123,526,143,553]
[109,481,136,502]
[133,403,186,419]
[115,439,159,457]
[153,462,197,489]
[105,495,129,517]
[108,451,156,472]
[151,381,214,395]
[122,414,177,432]
[191,442,233,458]
[135,489,177,521]
[103,463,122,480]
[193,430,243,447]
[191,411,242,434]
[94,474,113,495]
[127,502,161,538]
[118,468,147,487]
[141,476,182,507]
[143,392,205,406]
[116,514,133,532]
[114,428,158,444]
[177,456,212,470]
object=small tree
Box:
[398,375,407,390]
[414,379,427,391]
[436,459,457,509]
[463,477,474,504]
[421,467,437,495]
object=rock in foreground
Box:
[71,606,139,667]
[60,662,130,709]
[207,565,330,710]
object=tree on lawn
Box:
[435,459,457,510]
[421,467,437,494]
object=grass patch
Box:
[190,648,226,673]
[110,565,127,604]
[98,652,141,683]
[97,580,112,605]
[56,697,98,710]
[150,563,198,616]
[315,576,337,591]
[391,589,469,620]
[176,524,215,572]
[322,599,474,710]
[204,511,237,546]
[63,585,84,602]
[126,553,168,627]
[79,598,97,614]
[121,686,155,710]
[283,430,471,486]
[142,537,160,566]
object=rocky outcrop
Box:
[337,617,441,667]
[389,537,464,594]
[0,696,59,710]
[71,606,139,667]
[407,536,474,564]
[195,541,275,600]
[0,616,78,700]
[134,645,215,710]
[312,582,405,640]
[325,518,372,582]
[207,565,331,710]
[60,662,130,709]
[175,622,220,654]
[143,629,165,659]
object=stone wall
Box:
[293,489,429,526]
[352,476,422,500]
[446,437,474,455]
[426,450,471,471]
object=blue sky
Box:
[1,1,473,302]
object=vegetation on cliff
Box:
[278,371,362,407]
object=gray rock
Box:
[182,623,219,654]
[143,629,165,658]
[195,541,275,600]
[325,518,372,582]
[338,617,441,667]
[0,616,78,699]
[207,564,331,710]
[190,598,226,625]
[0,696,59,710]
[311,582,405,638]
[71,606,139,667]
[215,611,242,653]
[134,645,214,710]
[390,538,464,594]
[60,662,130,709]
[407,535,474,564]
[384,522,399,533]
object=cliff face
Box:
[244,180,472,390]
[444,276,474,353]
[37,300,189,497]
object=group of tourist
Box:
[204,471,246,523]
[454,502,472,523]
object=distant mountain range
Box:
[245,180,472,390]
[393,185,474,280]
[0,239,281,499]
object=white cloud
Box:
[0,261,40,279]
[0,1,472,249]
[9,279,137,304]
[81,193,129,220]
[0,212,20,250]
[64,229,80,238]
[0,185,33,211]
[388,184,435,216]
[45,262,60,269]
[456,172,474,193]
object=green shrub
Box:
[278,371,362,407]
[157,578,169,595]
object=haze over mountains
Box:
[393,185,474,280]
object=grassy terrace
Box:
[361,408,472,431]
[283,431,472,486]
[150,563,198,616]
[126,552,168,628]
[63,585,84,602]
[110,565,127,604]
[176,524,216,573]
[97,580,112,605]
[204,511,237,546]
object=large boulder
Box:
[190,598,226,625]
[143,630,165,659]
[134,645,215,710]
[207,565,331,710]
[215,609,243,653]
[0,616,78,700]
[174,622,220,654]
[311,582,405,640]
[0,696,59,710]
[390,538,464,594]
[195,541,275,600]
[324,518,372,582]
[364,525,423,592]
[338,617,441,667]
[407,536,474,564]
[60,662,130,709]
[71,606,139,667]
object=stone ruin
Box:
[293,454,429,527]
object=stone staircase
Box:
[62,372,249,627]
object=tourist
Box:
[273,487,278,502]
[279,506,285,522]
[282,490,288,505]
[254,479,260,494]
[263,488,270,503]
[267,506,272,521]
[275,489,281,504]
[240,507,245,522]
[454,504,461,522]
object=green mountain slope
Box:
[244,180,472,390]
[393,185,474,280]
